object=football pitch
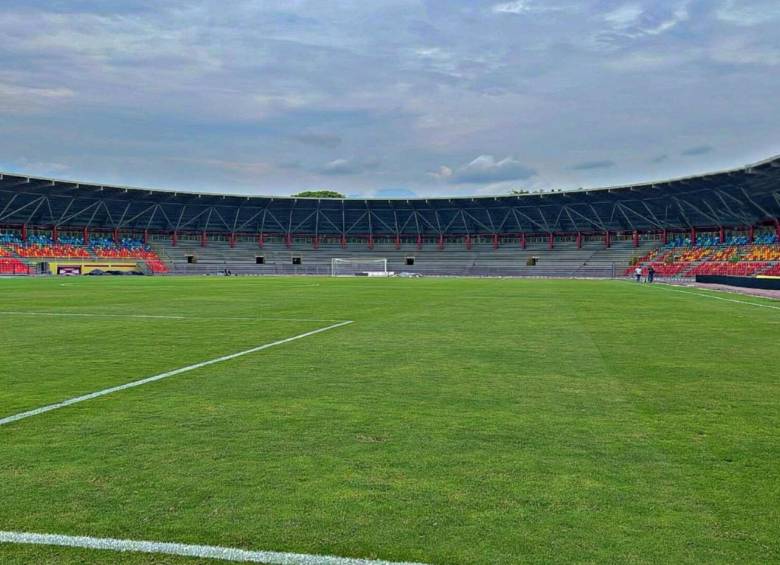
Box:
[1,276,778,564]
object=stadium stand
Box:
[762,263,780,276]
[0,154,778,277]
[627,236,780,279]
[0,232,167,275]
[0,257,30,275]
[152,236,654,276]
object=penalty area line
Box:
[650,284,780,311]
[0,531,429,565]
[0,320,353,428]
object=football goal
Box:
[331,258,389,277]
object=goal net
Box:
[331,258,389,277]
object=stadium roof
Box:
[1,155,778,236]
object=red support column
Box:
[576,232,582,249]
[368,234,374,250]
[229,233,236,248]
[632,230,639,248]
[719,226,725,245]
[201,231,207,247]
[604,230,611,248]
[661,229,667,245]
[465,234,472,250]
[748,225,754,244]
[416,234,422,250]
[437,234,444,250]
[341,234,348,249]
[113,228,120,244]
[143,229,148,245]
[520,232,526,249]
[547,232,554,250]
[313,235,320,250]
[690,226,697,246]
[258,233,264,248]
[171,231,177,247]
[394,235,401,250]
[52,225,59,244]
[775,221,780,241]
[83,227,89,245]
[21,224,27,242]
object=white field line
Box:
[653,284,780,311]
[0,531,428,565]
[0,321,353,427]
[0,311,343,323]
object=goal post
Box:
[331,258,389,277]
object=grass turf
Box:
[0,276,778,564]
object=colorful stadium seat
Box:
[0,258,30,275]
[629,240,780,279]
[0,232,169,273]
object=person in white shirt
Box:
[634,266,642,282]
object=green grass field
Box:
[1,276,778,564]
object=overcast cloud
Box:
[0,0,778,197]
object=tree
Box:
[293,190,346,199]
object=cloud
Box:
[570,160,615,170]
[318,158,379,176]
[0,1,777,198]
[650,154,668,164]
[291,133,342,148]
[167,157,273,178]
[598,2,689,43]
[0,157,71,177]
[716,0,780,26]
[414,47,450,60]
[708,38,780,66]
[492,1,532,14]
[491,1,568,15]
[0,81,75,113]
[681,145,713,156]
[604,4,643,28]
[434,155,537,184]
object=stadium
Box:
[2,157,779,564]
[2,2,780,564]
[2,154,779,280]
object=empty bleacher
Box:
[628,231,780,280]
[151,235,656,278]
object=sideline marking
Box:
[651,283,780,311]
[0,321,353,427]
[0,531,428,565]
[0,311,343,323]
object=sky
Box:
[0,0,779,199]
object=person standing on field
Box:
[634,265,642,282]
[647,265,655,283]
